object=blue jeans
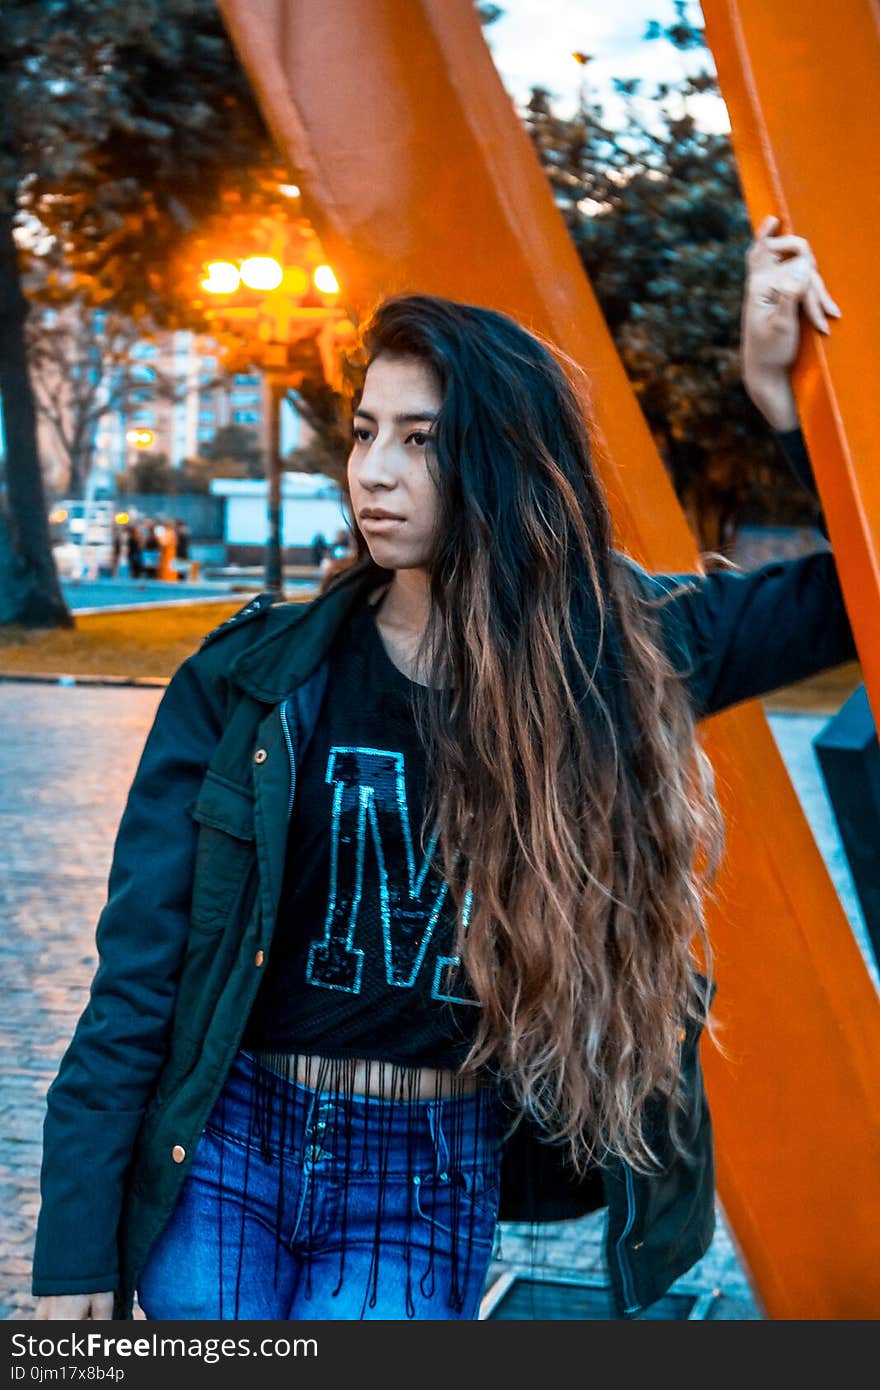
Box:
[138,1049,502,1320]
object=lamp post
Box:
[264,368,286,595]
[200,255,342,597]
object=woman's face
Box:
[348,353,442,573]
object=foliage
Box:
[6,0,342,344]
[5,1,277,318]
[116,450,219,495]
[523,3,824,549]
[0,0,343,623]
[201,424,264,479]
[114,450,178,495]
[283,375,354,488]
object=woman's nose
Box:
[357,440,398,484]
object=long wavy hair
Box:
[343,293,726,1176]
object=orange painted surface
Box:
[218,0,880,1317]
[699,0,880,1318]
[701,0,880,780]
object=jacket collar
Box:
[228,557,392,702]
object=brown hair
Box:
[352,294,725,1175]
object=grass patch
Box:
[1,605,861,712]
[0,602,268,679]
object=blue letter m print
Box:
[305,746,474,1004]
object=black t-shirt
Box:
[241,591,481,1067]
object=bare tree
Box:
[24,302,166,498]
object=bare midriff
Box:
[250,1051,493,1100]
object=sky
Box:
[483,0,731,132]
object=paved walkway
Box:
[1,685,873,1321]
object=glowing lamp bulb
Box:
[201,261,241,294]
[313,264,339,295]
[126,429,154,448]
[240,256,284,291]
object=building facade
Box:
[93,329,309,478]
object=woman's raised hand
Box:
[33,1291,114,1320]
[741,214,842,430]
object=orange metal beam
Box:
[696,0,880,1319]
[217,0,880,1317]
[700,0,880,804]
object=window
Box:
[233,410,261,425]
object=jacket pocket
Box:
[188,771,257,932]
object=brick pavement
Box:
[0,685,164,1321]
[0,684,760,1321]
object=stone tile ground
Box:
[1,682,871,1321]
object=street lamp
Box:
[200,252,343,597]
[125,428,155,449]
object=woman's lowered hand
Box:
[33,1291,114,1320]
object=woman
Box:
[32,220,850,1321]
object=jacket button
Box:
[254,949,265,967]
[678,1027,687,1043]
[171,1144,186,1163]
[254,748,268,764]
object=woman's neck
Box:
[370,568,434,686]
[375,567,431,639]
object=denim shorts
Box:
[137,1049,503,1320]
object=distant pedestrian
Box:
[126,524,143,580]
[113,527,130,580]
[318,527,357,594]
[140,521,159,580]
[157,518,177,582]
[174,519,191,582]
[310,531,329,566]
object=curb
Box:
[0,672,169,689]
[70,593,255,617]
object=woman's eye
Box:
[351,426,371,443]
[407,431,432,447]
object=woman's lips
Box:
[360,515,406,532]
